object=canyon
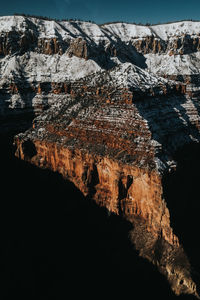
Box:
[1,15,200,298]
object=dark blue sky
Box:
[1,0,200,24]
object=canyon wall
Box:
[14,85,200,297]
[1,16,200,298]
[1,16,200,130]
[14,135,195,297]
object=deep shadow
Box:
[115,40,147,69]
[22,139,37,159]
[118,175,133,201]
[135,93,200,295]
[87,164,100,198]
[163,142,200,292]
[0,135,198,299]
[67,21,147,70]
[90,39,147,70]
[135,94,200,159]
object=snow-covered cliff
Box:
[2,16,200,298]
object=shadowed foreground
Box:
[163,143,200,296]
[0,137,198,299]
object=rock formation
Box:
[14,79,200,297]
[1,15,200,298]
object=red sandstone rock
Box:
[14,83,200,297]
[1,16,200,298]
[67,37,89,59]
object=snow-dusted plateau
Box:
[1,15,200,298]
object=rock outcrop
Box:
[67,37,89,59]
[2,16,200,122]
[1,15,200,298]
[132,34,200,55]
[14,79,200,297]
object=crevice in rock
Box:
[118,174,133,201]
[22,139,37,159]
[87,163,100,198]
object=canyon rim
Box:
[1,15,200,298]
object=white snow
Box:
[109,62,170,89]
[1,16,200,176]
[0,52,102,83]
[0,15,27,32]
[102,21,200,41]
[1,16,200,42]
[101,23,152,41]
[145,52,200,75]
[0,16,200,88]
[0,16,112,43]
[151,21,200,40]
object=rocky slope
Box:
[1,15,200,298]
[14,78,200,298]
[1,16,200,124]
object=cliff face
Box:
[2,16,200,125]
[1,16,200,298]
[14,82,200,297]
[132,34,200,55]
[1,17,200,57]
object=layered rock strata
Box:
[2,16,200,125]
[1,15,200,298]
[14,84,200,297]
